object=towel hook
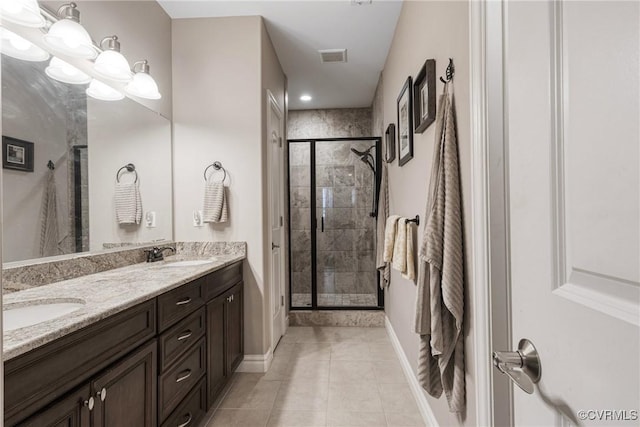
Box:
[116,163,138,183]
[204,161,228,184]
[47,160,55,170]
[439,58,455,84]
[406,215,420,226]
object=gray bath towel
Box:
[376,161,390,287]
[115,182,142,225]
[414,83,465,413]
[40,169,59,257]
[203,181,228,223]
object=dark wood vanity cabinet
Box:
[6,260,244,427]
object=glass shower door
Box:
[314,139,378,307]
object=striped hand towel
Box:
[383,215,401,263]
[40,169,60,257]
[115,182,142,225]
[203,181,228,223]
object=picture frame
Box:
[413,59,436,134]
[384,124,396,163]
[397,76,413,166]
[3,136,34,172]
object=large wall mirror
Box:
[1,54,172,263]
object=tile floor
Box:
[202,326,425,427]
[291,294,378,307]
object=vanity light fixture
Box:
[124,60,161,100]
[1,0,45,28]
[86,78,124,101]
[93,36,132,83]
[42,3,96,59]
[0,27,49,62]
[300,94,312,102]
[45,56,91,84]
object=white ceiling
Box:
[158,1,403,110]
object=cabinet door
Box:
[18,385,91,427]
[226,282,244,374]
[206,293,226,407]
[91,340,157,427]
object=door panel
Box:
[506,1,639,425]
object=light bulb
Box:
[45,57,91,84]
[93,37,132,83]
[86,79,124,101]
[125,60,161,100]
[1,0,45,28]
[1,28,49,62]
[42,4,96,59]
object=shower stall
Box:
[288,137,383,309]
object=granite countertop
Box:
[3,253,245,361]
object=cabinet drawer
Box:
[161,379,206,427]
[159,338,206,422]
[204,262,242,301]
[158,277,205,332]
[5,301,156,426]
[159,307,206,372]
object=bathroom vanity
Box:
[3,256,244,427]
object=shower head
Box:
[350,146,375,174]
[350,146,374,157]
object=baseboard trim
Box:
[236,347,274,373]
[385,316,440,427]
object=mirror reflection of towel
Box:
[115,182,142,225]
[40,169,60,256]
[203,181,228,223]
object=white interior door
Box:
[267,91,286,352]
[504,1,639,425]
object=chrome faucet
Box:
[144,246,175,262]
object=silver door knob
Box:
[492,338,541,394]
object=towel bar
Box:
[116,163,138,183]
[204,161,228,184]
[406,215,420,226]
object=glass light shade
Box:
[93,50,131,82]
[1,0,45,28]
[0,28,49,61]
[86,79,124,101]
[125,71,161,100]
[45,57,91,84]
[43,19,96,59]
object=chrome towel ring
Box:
[204,161,228,184]
[116,163,138,183]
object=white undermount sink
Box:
[163,259,215,267]
[3,298,85,332]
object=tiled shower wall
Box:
[288,108,378,305]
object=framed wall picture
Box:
[397,76,413,166]
[384,124,396,163]
[413,59,436,133]
[3,136,34,172]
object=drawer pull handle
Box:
[177,330,193,341]
[96,387,107,402]
[176,297,192,306]
[177,412,192,427]
[84,397,95,411]
[176,369,192,383]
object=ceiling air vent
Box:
[319,49,347,64]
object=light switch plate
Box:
[193,210,203,227]
[145,211,156,228]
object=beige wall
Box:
[172,16,286,356]
[41,1,172,119]
[373,1,476,425]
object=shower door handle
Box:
[321,216,324,232]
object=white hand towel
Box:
[392,217,408,273]
[402,221,416,281]
[203,181,228,223]
[115,182,142,225]
[383,215,401,263]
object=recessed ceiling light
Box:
[300,94,312,102]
